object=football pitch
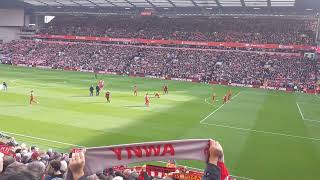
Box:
[0,64,320,180]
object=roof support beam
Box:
[86,0,100,6]
[190,0,198,7]
[144,0,156,8]
[213,0,221,7]
[166,0,176,7]
[123,0,136,7]
[240,0,245,7]
[267,0,271,7]
[70,0,83,6]
[103,0,117,6]
[53,0,64,6]
[34,0,49,6]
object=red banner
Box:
[171,173,202,180]
[146,165,176,178]
[0,145,14,157]
[33,34,317,51]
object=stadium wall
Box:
[0,27,20,42]
[0,9,24,42]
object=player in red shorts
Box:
[145,93,150,107]
[227,90,232,101]
[134,85,138,96]
[223,94,227,104]
[163,84,168,94]
[29,90,38,105]
[98,80,104,90]
[212,92,216,103]
[105,91,110,103]
[154,92,160,98]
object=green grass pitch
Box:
[0,64,320,180]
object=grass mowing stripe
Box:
[200,92,241,123]
[200,122,320,142]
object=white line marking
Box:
[201,122,320,142]
[230,175,256,180]
[316,94,320,100]
[200,92,241,123]
[304,118,320,123]
[0,130,84,147]
[296,103,320,123]
[157,161,255,180]
[296,102,305,120]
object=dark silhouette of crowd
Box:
[39,16,317,45]
[2,40,317,88]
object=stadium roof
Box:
[21,0,297,8]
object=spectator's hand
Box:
[208,140,223,165]
[69,151,85,180]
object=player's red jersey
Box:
[145,95,150,106]
[98,80,104,90]
[223,95,227,104]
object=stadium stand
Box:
[39,16,317,45]
[2,40,318,90]
[0,1,320,179]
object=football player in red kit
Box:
[134,85,138,96]
[223,95,227,104]
[145,93,150,107]
[105,91,110,103]
[98,80,104,90]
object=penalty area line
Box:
[296,103,320,123]
[200,92,241,124]
[0,130,84,147]
[201,122,320,142]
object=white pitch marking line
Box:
[201,122,320,142]
[296,103,320,123]
[0,130,84,147]
[200,92,241,123]
[157,161,256,180]
[296,102,305,120]
[316,94,320,100]
[304,118,320,123]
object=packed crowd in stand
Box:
[2,40,318,89]
[40,16,317,45]
[0,136,226,180]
